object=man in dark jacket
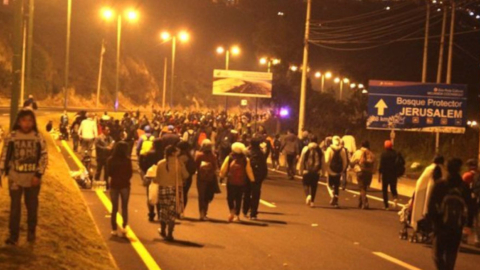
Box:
[161,126,181,149]
[428,158,474,270]
[244,137,268,220]
[378,140,398,210]
[281,129,300,180]
[95,127,114,187]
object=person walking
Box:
[340,140,351,190]
[78,113,98,156]
[137,126,155,177]
[350,141,375,209]
[0,108,48,245]
[378,140,400,210]
[142,139,164,222]
[177,141,197,209]
[70,118,81,152]
[245,137,268,219]
[271,134,281,170]
[60,111,69,140]
[95,126,114,188]
[297,135,323,208]
[281,129,300,180]
[220,142,255,222]
[107,142,133,237]
[428,158,475,270]
[154,145,189,241]
[195,139,218,220]
[324,136,347,208]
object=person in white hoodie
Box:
[78,113,98,156]
[297,135,323,208]
[324,136,347,207]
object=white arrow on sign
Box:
[375,99,388,116]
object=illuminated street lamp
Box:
[102,7,139,110]
[162,30,190,107]
[313,71,333,93]
[217,45,240,70]
[358,83,365,89]
[259,57,281,73]
[362,89,368,94]
[334,77,349,100]
[290,65,299,72]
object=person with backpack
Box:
[350,141,375,209]
[463,159,480,246]
[177,141,197,209]
[340,140,351,191]
[244,137,268,219]
[220,142,255,222]
[137,126,155,175]
[378,140,402,210]
[195,139,218,221]
[271,134,281,170]
[107,142,133,237]
[0,109,48,245]
[427,158,475,270]
[183,124,197,150]
[298,135,323,208]
[324,136,347,208]
[280,129,300,180]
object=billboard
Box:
[213,69,272,98]
[367,80,467,134]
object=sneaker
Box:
[250,216,258,220]
[309,202,315,208]
[4,238,17,246]
[393,199,398,209]
[233,215,240,222]
[329,198,335,206]
[118,227,127,237]
[243,214,250,219]
[306,195,312,205]
[228,214,234,223]
[384,207,390,211]
[111,230,118,236]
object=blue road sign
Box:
[367,80,467,134]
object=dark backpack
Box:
[249,150,268,182]
[304,148,322,173]
[329,149,343,174]
[227,156,247,186]
[220,133,232,150]
[440,187,467,230]
[186,131,196,148]
[395,152,406,177]
[359,150,375,173]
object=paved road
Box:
[57,139,480,270]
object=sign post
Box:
[367,81,467,151]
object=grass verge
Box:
[0,116,117,270]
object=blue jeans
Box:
[110,188,130,230]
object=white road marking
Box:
[372,252,422,270]
[2,113,9,116]
[269,169,405,208]
[260,199,277,208]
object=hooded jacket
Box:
[324,139,348,176]
[297,142,324,175]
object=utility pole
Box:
[170,37,176,108]
[25,0,34,97]
[10,0,25,129]
[298,0,311,137]
[435,5,448,154]
[446,0,455,84]
[96,40,105,108]
[162,57,167,109]
[422,1,430,83]
[64,0,72,111]
[115,14,122,111]
[20,22,27,106]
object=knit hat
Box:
[231,142,246,154]
[384,140,393,149]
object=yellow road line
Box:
[372,252,422,270]
[260,199,277,208]
[50,134,61,152]
[61,140,84,170]
[61,140,161,270]
[96,190,161,270]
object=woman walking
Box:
[154,145,189,241]
[195,139,218,220]
[142,139,164,222]
[107,141,133,237]
[220,142,255,222]
[177,141,197,209]
[1,108,48,245]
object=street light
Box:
[290,65,298,72]
[334,77,349,100]
[217,45,240,112]
[259,57,281,73]
[314,72,321,78]
[102,6,140,110]
[162,30,190,107]
[358,83,365,89]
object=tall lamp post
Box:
[64,0,72,110]
[161,31,190,108]
[216,45,240,111]
[102,7,139,111]
[334,77,350,100]
[314,71,332,92]
[259,57,281,73]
